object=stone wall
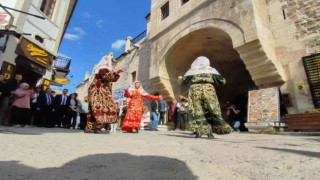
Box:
[267,0,318,112]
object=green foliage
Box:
[262,127,279,135]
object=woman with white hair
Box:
[179,56,233,139]
[85,52,123,134]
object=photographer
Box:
[226,102,243,132]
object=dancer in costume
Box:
[122,81,161,133]
[179,56,233,139]
[85,52,123,133]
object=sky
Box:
[54,0,151,92]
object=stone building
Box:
[79,0,320,114]
[0,0,77,88]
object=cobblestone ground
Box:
[0,126,319,180]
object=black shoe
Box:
[207,133,214,139]
[195,132,202,138]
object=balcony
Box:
[51,56,71,86]
[52,56,71,78]
[131,30,147,45]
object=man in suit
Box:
[150,92,162,131]
[0,74,23,125]
[37,87,55,128]
[54,89,68,128]
[30,87,42,126]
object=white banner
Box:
[112,84,130,103]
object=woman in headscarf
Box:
[11,83,34,127]
[85,52,123,133]
[122,81,161,133]
[179,56,233,139]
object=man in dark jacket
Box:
[0,74,8,124]
[0,74,23,125]
[53,89,68,127]
[37,88,55,127]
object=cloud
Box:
[63,33,80,40]
[82,12,93,19]
[73,27,86,36]
[63,27,86,41]
[111,39,126,51]
[96,19,104,28]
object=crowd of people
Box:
[0,73,90,129]
[0,54,246,139]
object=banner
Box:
[112,84,130,103]
[247,87,280,123]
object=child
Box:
[140,107,151,130]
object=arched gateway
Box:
[149,19,286,104]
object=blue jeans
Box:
[233,121,241,131]
[151,112,160,130]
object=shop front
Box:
[14,37,54,87]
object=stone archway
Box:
[150,19,285,102]
[157,27,255,104]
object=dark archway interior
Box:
[164,28,256,108]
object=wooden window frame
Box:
[161,2,170,20]
[181,0,189,6]
[40,0,56,18]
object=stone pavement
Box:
[0,126,319,180]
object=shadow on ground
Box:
[257,147,320,159]
[0,153,197,180]
[0,126,83,135]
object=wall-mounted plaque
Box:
[302,54,320,108]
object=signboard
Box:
[54,77,70,85]
[302,53,320,108]
[15,37,54,69]
[42,79,51,91]
[0,61,16,80]
[0,13,11,30]
[247,87,280,123]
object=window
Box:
[40,0,56,18]
[181,0,189,5]
[131,71,136,82]
[35,35,44,44]
[282,9,286,20]
[161,2,169,20]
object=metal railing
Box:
[55,56,71,70]
[131,30,147,45]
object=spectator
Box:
[119,101,127,127]
[1,74,23,125]
[54,89,68,128]
[0,74,8,125]
[150,92,162,131]
[78,96,89,130]
[141,107,151,130]
[66,93,78,129]
[176,95,189,131]
[10,83,34,127]
[37,88,55,127]
[30,87,42,126]
[159,95,167,125]
[110,102,119,132]
[226,102,244,132]
[168,98,178,130]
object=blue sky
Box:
[55,0,151,92]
